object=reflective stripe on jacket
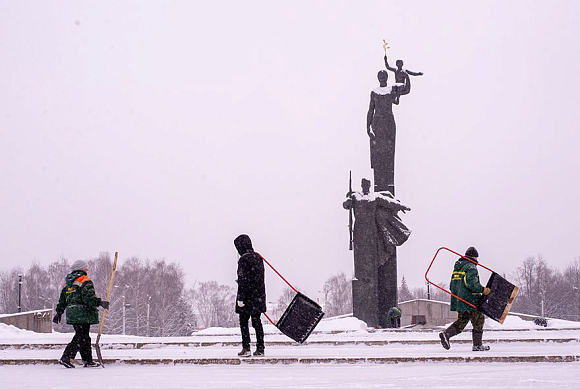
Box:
[449,258,484,312]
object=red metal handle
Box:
[424,247,496,309]
[263,312,276,326]
[258,254,299,294]
[257,253,299,326]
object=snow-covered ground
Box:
[2,363,580,389]
[1,316,579,388]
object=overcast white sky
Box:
[1,1,579,301]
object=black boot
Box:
[238,347,251,357]
[472,332,490,351]
[84,360,101,368]
[439,324,459,350]
[253,348,265,357]
[58,356,75,368]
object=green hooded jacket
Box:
[449,258,484,312]
[56,270,100,324]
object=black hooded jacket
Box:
[234,235,266,315]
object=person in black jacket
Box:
[234,234,266,357]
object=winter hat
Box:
[465,247,479,259]
[70,259,89,272]
[234,234,254,256]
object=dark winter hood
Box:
[234,234,254,256]
[65,270,87,287]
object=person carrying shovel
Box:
[439,246,491,351]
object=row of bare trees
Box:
[3,254,578,335]
[0,253,197,336]
[512,255,580,320]
[0,253,312,334]
[0,254,246,335]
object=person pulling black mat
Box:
[234,234,266,357]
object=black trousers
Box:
[388,317,401,328]
[239,312,264,350]
[62,323,93,362]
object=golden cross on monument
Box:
[382,39,390,55]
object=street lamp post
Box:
[17,275,23,312]
[116,285,131,335]
[146,296,151,337]
[573,286,579,321]
[122,295,126,336]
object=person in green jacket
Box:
[439,247,491,351]
[53,260,109,368]
[386,306,402,328]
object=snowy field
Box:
[2,363,580,389]
[1,316,579,389]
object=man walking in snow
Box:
[234,234,266,357]
[439,247,491,351]
[53,260,109,368]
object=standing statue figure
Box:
[384,55,423,103]
[343,178,411,327]
[367,70,411,194]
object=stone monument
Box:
[344,41,419,327]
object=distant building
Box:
[399,299,547,328]
[0,309,53,333]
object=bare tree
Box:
[514,256,537,313]
[563,258,580,321]
[22,263,52,311]
[512,255,560,317]
[192,281,237,328]
[148,260,194,336]
[271,287,296,321]
[322,272,352,317]
[110,256,154,336]
[46,257,73,333]
[0,267,23,314]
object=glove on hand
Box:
[99,300,110,309]
[482,287,491,295]
[53,312,62,324]
[237,301,245,308]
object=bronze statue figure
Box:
[366,70,410,194]
[385,54,423,84]
[343,178,411,327]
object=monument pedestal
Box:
[378,249,398,328]
[352,278,379,328]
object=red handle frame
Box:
[258,253,299,326]
[424,247,495,309]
